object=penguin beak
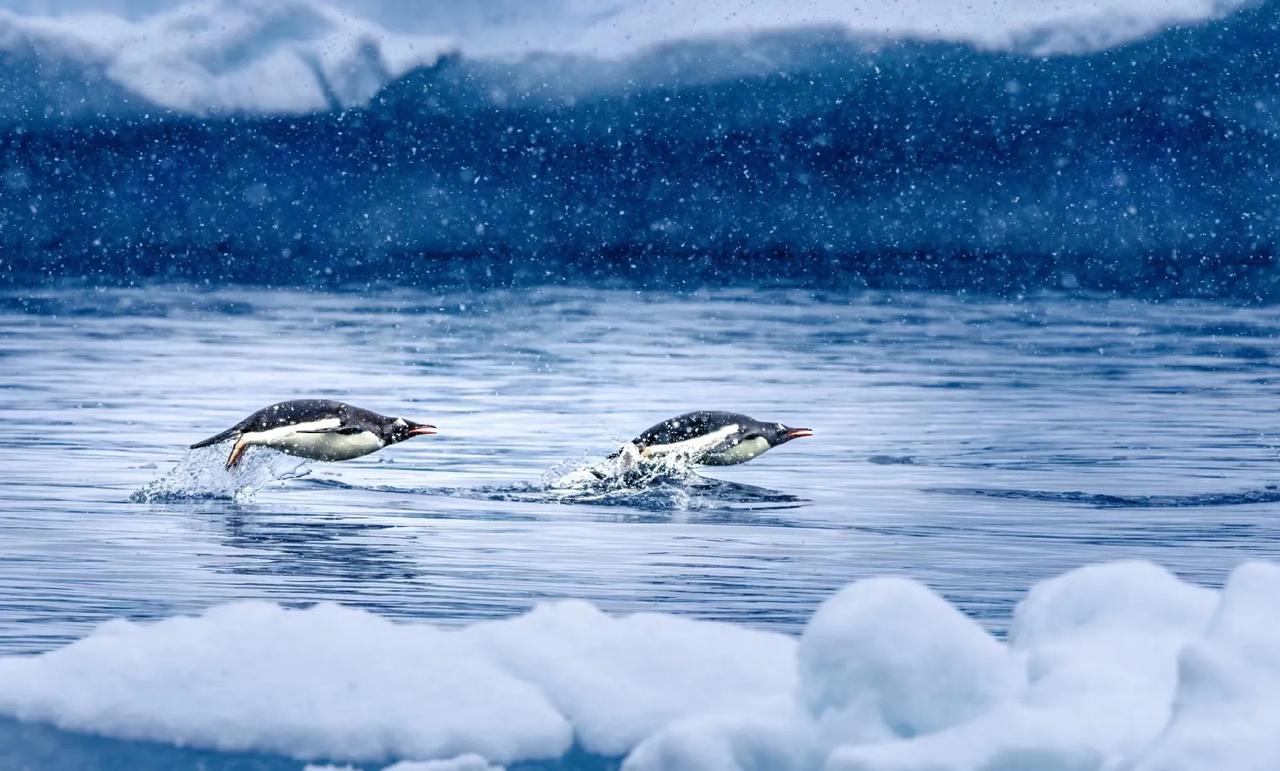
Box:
[407,424,438,437]
[783,427,814,441]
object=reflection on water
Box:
[217,510,426,583]
[934,486,1280,509]
[3,286,1280,653]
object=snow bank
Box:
[1133,562,1280,770]
[1,561,1277,770]
[460,599,796,756]
[799,577,1020,745]
[818,561,1218,771]
[0,601,573,763]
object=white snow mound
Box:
[1,560,1278,771]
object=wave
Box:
[1,560,1277,770]
[937,486,1280,509]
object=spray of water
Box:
[130,444,311,503]
[535,443,706,508]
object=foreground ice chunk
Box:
[1133,562,1280,771]
[622,709,819,771]
[1010,561,1217,755]
[824,562,1218,771]
[461,599,796,757]
[0,561,1277,770]
[0,601,572,763]
[800,577,1020,745]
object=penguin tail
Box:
[190,427,240,449]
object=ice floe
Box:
[1,560,1276,770]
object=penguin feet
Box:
[224,440,248,470]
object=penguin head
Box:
[384,417,438,444]
[757,421,814,447]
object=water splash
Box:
[130,444,312,503]
[535,446,700,506]
[299,447,802,515]
[486,446,808,512]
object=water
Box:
[3,284,1280,657]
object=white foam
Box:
[549,443,700,495]
[2,561,1277,770]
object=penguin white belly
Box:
[701,436,771,466]
[274,430,385,461]
[640,424,740,462]
[241,419,385,462]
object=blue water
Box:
[3,283,1280,668]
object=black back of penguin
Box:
[632,411,756,448]
[189,399,403,452]
[232,399,386,434]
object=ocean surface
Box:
[3,283,1279,659]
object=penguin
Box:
[619,411,813,467]
[189,399,437,469]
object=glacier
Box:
[1,560,1278,770]
[0,0,1276,296]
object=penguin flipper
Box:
[190,427,240,449]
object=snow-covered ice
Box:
[0,560,1276,770]
[0,0,1249,118]
[0,0,450,115]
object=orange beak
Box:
[784,428,814,440]
[408,424,438,437]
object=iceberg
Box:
[1,560,1277,770]
[0,0,451,118]
[0,0,1248,122]
[0,0,1276,295]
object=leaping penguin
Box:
[618,411,813,466]
[189,399,437,469]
